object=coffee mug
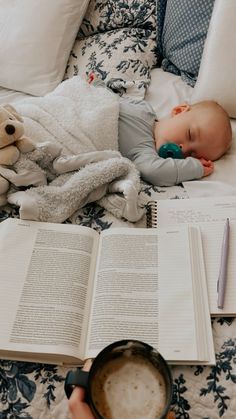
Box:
[65,339,173,419]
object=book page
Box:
[154,227,204,362]
[85,227,201,363]
[157,195,236,224]
[0,219,99,362]
[157,197,236,315]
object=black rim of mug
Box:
[88,340,173,419]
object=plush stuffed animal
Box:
[0,104,36,159]
[0,104,62,206]
[0,104,36,205]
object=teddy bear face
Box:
[0,106,24,149]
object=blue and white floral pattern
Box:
[65,0,157,98]
[1,183,236,418]
[77,0,157,40]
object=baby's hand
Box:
[199,157,214,177]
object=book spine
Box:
[146,201,158,228]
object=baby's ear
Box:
[171,103,190,117]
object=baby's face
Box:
[154,105,226,161]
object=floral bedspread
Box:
[0,182,236,419]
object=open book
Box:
[0,218,215,365]
[147,195,236,316]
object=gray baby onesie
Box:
[118,97,203,186]
[95,80,204,186]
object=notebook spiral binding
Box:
[146,201,158,228]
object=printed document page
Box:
[0,219,99,362]
[85,227,208,363]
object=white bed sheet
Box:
[0,86,31,105]
[146,68,236,196]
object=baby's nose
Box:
[5,124,15,135]
[179,144,192,157]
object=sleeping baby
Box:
[90,75,232,187]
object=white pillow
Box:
[0,0,89,96]
[145,68,193,119]
[192,0,236,118]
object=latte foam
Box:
[91,354,167,419]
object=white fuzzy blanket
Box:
[17,76,119,154]
[9,76,144,222]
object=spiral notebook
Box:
[146,201,158,229]
[146,196,236,316]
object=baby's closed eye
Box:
[188,129,194,142]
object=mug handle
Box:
[64,368,89,399]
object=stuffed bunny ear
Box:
[3,104,23,122]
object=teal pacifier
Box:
[158,143,184,159]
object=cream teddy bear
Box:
[0,104,62,206]
[0,104,36,205]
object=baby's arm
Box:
[130,145,204,186]
[198,157,214,177]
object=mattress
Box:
[0,69,236,418]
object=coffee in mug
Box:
[91,352,167,418]
[65,340,173,419]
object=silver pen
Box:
[217,218,230,309]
